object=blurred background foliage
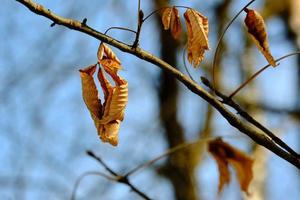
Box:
[0,0,299,199]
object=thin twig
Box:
[229,52,300,98]
[182,47,196,82]
[125,135,241,177]
[126,142,196,177]
[16,0,300,168]
[86,150,118,176]
[70,171,115,200]
[104,26,137,35]
[229,65,269,98]
[132,0,143,48]
[201,76,300,158]
[175,5,192,9]
[143,7,166,22]
[116,176,152,200]
[142,5,192,23]
[138,0,141,22]
[212,0,257,91]
[86,151,152,200]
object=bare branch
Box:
[229,52,300,98]
[85,151,152,200]
[16,0,300,168]
[70,171,115,200]
[86,150,118,176]
[201,76,300,158]
[125,137,217,177]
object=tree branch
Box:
[70,171,115,200]
[85,152,152,200]
[125,137,215,177]
[16,0,300,169]
[201,77,300,158]
[86,150,118,176]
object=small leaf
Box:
[184,8,209,68]
[161,7,182,39]
[97,43,121,65]
[99,58,123,73]
[244,8,276,67]
[162,7,172,30]
[98,67,128,125]
[98,120,121,146]
[208,138,254,194]
[79,64,102,119]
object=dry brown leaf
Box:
[162,7,172,30]
[79,63,128,146]
[96,67,128,146]
[208,138,254,195]
[99,58,123,73]
[244,8,276,67]
[161,7,182,39]
[97,67,128,125]
[97,43,121,66]
[184,8,209,68]
[79,64,102,119]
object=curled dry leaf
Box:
[97,43,122,69]
[244,8,276,67]
[79,60,128,146]
[99,58,122,73]
[208,138,254,195]
[79,64,102,119]
[184,8,209,68]
[161,6,182,39]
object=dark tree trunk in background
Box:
[153,0,198,199]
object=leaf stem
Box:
[142,5,192,23]
[229,66,269,98]
[132,0,143,48]
[175,5,192,10]
[104,26,137,35]
[228,51,300,98]
[212,0,257,91]
[182,47,196,82]
[142,7,166,22]
[133,3,193,47]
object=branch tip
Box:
[244,8,249,13]
[82,18,87,25]
[86,150,94,157]
[200,76,210,87]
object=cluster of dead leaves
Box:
[208,138,254,195]
[79,43,128,146]
[160,6,276,68]
[161,7,209,68]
